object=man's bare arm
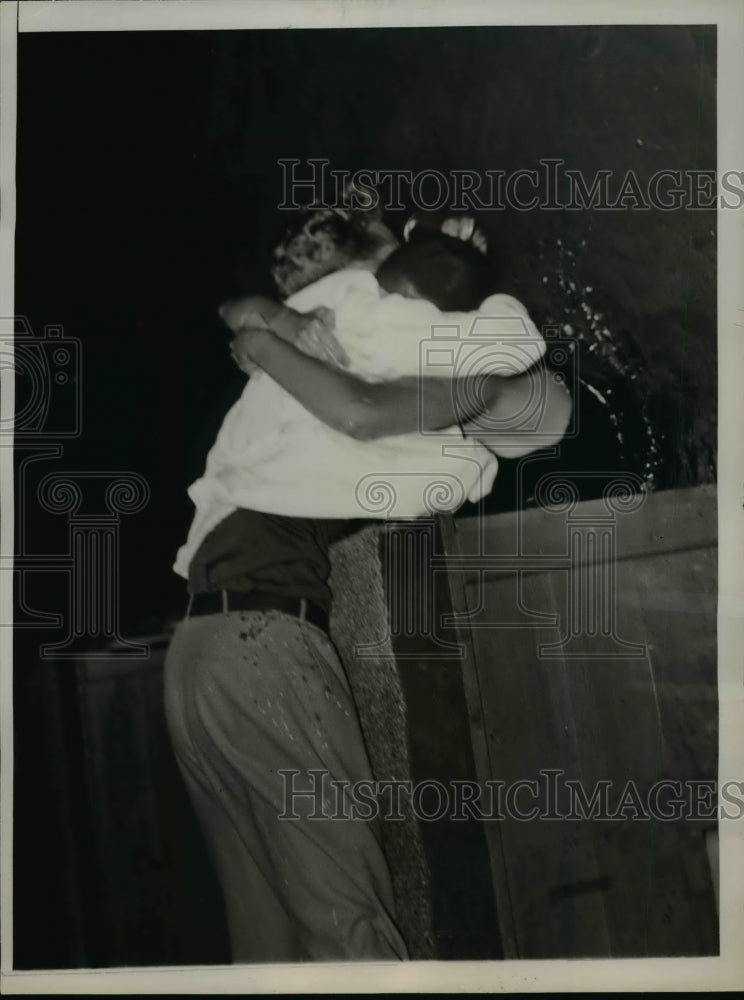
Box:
[461,363,572,456]
[231,327,569,443]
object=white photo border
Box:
[1,0,742,993]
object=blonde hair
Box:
[271,206,391,298]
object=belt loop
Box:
[221,589,228,614]
[299,597,307,621]
[186,593,194,619]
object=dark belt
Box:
[185,589,329,635]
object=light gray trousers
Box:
[164,608,408,963]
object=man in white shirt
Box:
[175,233,549,578]
[165,225,571,964]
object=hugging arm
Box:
[219,296,349,368]
[461,362,572,456]
[231,326,571,449]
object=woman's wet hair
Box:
[376,231,494,311]
[272,207,390,298]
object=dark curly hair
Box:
[376,231,494,311]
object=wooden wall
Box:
[442,483,718,956]
[17,486,717,965]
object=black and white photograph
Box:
[1,0,742,993]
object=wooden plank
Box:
[384,519,503,959]
[445,485,718,957]
[452,484,716,575]
[623,546,718,783]
[446,515,616,957]
[439,515,519,959]
[459,569,612,957]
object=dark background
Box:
[15,25,717,631]
[13,25,716,967]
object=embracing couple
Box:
[164,204,571,963]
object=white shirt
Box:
[174,269,545,578]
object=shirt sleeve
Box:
[285,268,379,313]
[288,305,337,344]
[422,293,546,379]
[291,274,546,381]
[333,286,441,378]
